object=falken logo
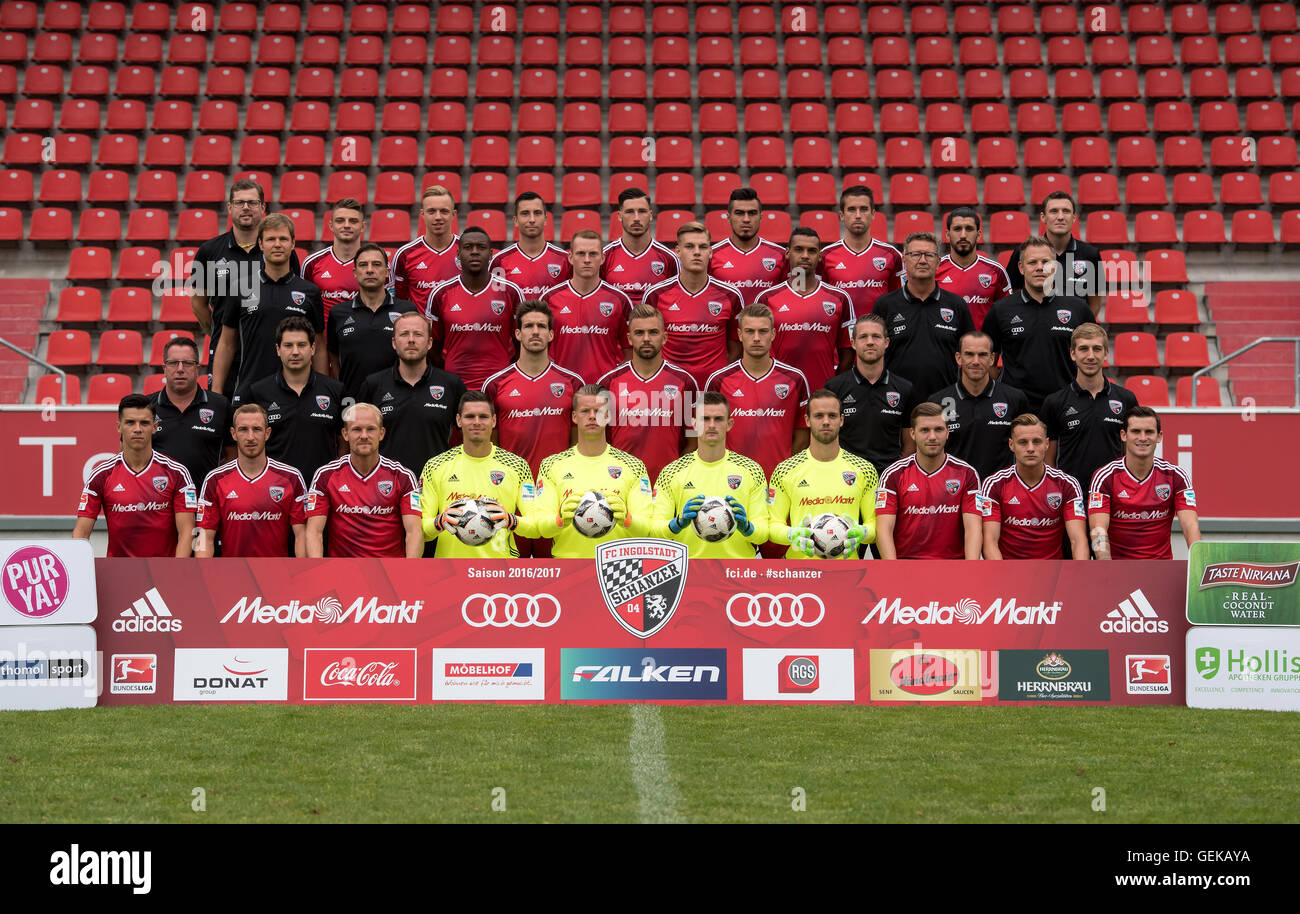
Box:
[114,588,182,633]
[1101,589,1168,634]
[861,596,1062,626]
[220,595,424,624]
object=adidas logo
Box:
[269,402,279,410]
[562,472,574,480]
[843,394,855,403]
[683,481,695,489]
[1065,406,1078,416]
[382,392,393,401]
[416,261,428,269]
[321,270,331,279]
[448,474,459,482]
[339,484,351,493]
[779,304,790,312]
[560,306,571,314]
[732,389,744,397]
[798,479,809,487]
[907,483,919,492]
[113,483,125,492]
[893,313,904,322]
[613,264,625,272]
[1101,588,1167,634]
[509,389,521,397]
[722,261,734,268]
[450,304,462,312]
[668,303,680,311]
[343,316,354,325]
[1007,496,1020,505]
[940,275,953,283]
[834,262,846,270]
[227,489,239,499]
[1118,489,1130,498]
[1011,315,1022,323]
[510,267,522,274]
[113,587,181,633]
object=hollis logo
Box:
[115,588,182,632]
[302,648,417,701]
[595,539,688,638]
[561,648,726,699]
[1196,647,1220,679]
[779,655,819,693]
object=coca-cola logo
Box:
[302,649,417,701]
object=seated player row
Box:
[76,384,1199,563]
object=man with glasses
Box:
[189,179,301,389]
[871,231,974,401]
[149,336,232,491]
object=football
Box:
[809,513,853,558]
[573,490,617,538]
[452,498,499,546]
[692,496,736,542]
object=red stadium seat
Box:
[1104,292,1150,325]
[970,104,1012,135]
[1017,103,1056,134]
[35,373,81,404]
[1112,332,1160,368]
[75,207,118,243]
[987,212,1030,245]
[0,168,35,204]
[67,246,111,281]
[1221,173,1265,206]
[1147,250,1190,283]
[29,206,73,242]
[655,173,696,208]
[1232,210,1277,244]
[1164,333,1210,369]
[977,138,1018,170]
[607,172,649,205]
[795,173,837,208]
[467,172,508,207]
[831,37,868,68]
[963,68,1003,100]
[1125,376,1170,407]
[983,174,1026,207]
[105,99,146,131]
[838,137,878,171]
[1182,35,1220,67]
[959,36,997,67]
[1271,173,1300,205]
[1060,103,1100,135]
[790,103,829,136]
[701,172,741,208]
[1092,35,1130,66]
[1116,138,1159,170]
[1189,68,1230,100]
[0,206,22,242]
[1127,175,1170,207]
[892,212,935,245]
[39,169,81,203]
[741,4,775,34]
[1176,376,1222,407]
[117,246,161,282]
[96,330,144,367]
[279,172,320,205]
[1227,40,1265,68]
[125,208,169,244]
[835,102,873,135]
[47,330,93,367]
[1182,210,1228,244]
[175,208,217,244]
[1054,69,1094,100]
[56,286,102,323]
[879,103,920,135]
[1154,290,1200,326]
[1164,137,1206,170]
[1136,36,1175,67]
[106,286,152,323]
[559,210,599,242]
[561,136,601,171]
[742,69,780,100]
[1025,138,1065,169]
[1079,173,1121,207]
[932,137,972,170]
[937,173,978,206]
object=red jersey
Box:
[301,246,358,326]
[643,276,744,389]
[306,455,420,558]
[426,275,524,390]
[389,235,460,316]
[754,280,854,390]
[197,458,307,557]
[936,254,1012,329]
[979,465,1085,560]
[482,361,585,476]
[78,452,197,558]
[540,280,633,383]
[1088,457,1196,560]
[876,454,981,559]
[597,359,699,482]
[709,238,788,305]
[705,360,810,478]
[820,238,904,317]
[491,243,572,299]
[600,239,680,306]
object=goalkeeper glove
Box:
[790,515,815,556]
[481,499,517,532]
[558,493,582,528]
[725,495,754,537]
[668,494,706,534]
[606,491,628,526]
[844,520,867,555]
[433,502,466,533]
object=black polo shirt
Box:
[219,268,323,401]
[871,283,974,402]
[1040,378,1138,492]
[149,386,232,490]
[927,378,1030,481]
[358,362,467,476]
[327,292,413,400]
[242,370,345,485]
[982,289,1093,412]
[1006,236,1103,301]
[825,365,918,475]
[191,231,301,373]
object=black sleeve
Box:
[219,294,239,329]
[326,307,340,355]
[1006,255,1024,290]
[958,301,975,338]
[1040,394,1061,439]
[981,302,1002,354]
[309,288,324,333]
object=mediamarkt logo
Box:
[1199,561,1300,590]
[861,596,1061,626]
[220,594,424,624]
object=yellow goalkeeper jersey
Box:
[535,444,655,558]
[420,445,540,558]
[768,447,879,559]
[651,449,769,558]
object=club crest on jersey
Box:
[1156,484,1171,500]
[945,479,960,495]
[1047,493,1062,510]
[774,384,790,399]
[550,383,566,398]
[1074,261,1088,276]
[599,301,614,317]
[291,291,306,306]
[979,273,993,288]
[548,263,562,278]
[152,476,169,492]
[430,385,444,400]
[491,299,506,315]
[608,466,623,479]
[316,395,331,410]
[389,311,402,322]
[650,261,665,276]
[268,486,284,503]
[823,300,837,316]
[993,402,1008,418]
[762,257,777,271]
[378,480,393,497]
[843,471,857,486]
[489,470,504,486]
[199,408,213,424]
[1109,399,1123,415]
[708,300,723,316]
[663,384,679,399]
[727,474,741,490]
[886,392,900,407]
[940,308,954,323]
[595,539,688,638]
[873,257,887,271]
[1057,309,1073,324]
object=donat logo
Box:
[595,539,689,638]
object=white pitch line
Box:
[628,705,684,824]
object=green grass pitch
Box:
[1,706,1294,823]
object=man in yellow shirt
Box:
[420,392,540,557]
[536,385,656,557]
[652,391,768,557]
[768,389,879,559]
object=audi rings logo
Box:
[726,593,826,628]
[461,593,562,628]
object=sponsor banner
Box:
[1187,541,1300,626]
[997,650,1111,701]
[172,649,288,702]
[1187,627,1300,711]
[94,558,1187,705]
[0,540,97,624]
[741,649,854,701]
[0,624,97,710]
[869,649,984,702]
[109,653,157,694]
[303,648,417,702]
[1125,654,1173,694]
[561,648,727,700]
[432,649,545,701]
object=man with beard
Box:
[708,187,788,305]
[491,191,571,298]
[326,243,415,400]
[601,188,680,305]
[936,208,1011,329]
[820,185,904,317]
